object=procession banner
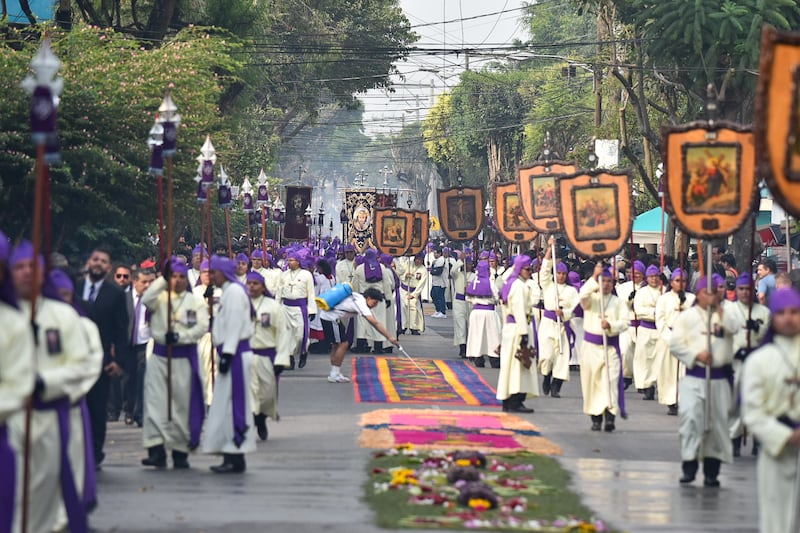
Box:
[344,188,378,252]
[516,161,576,233]
[436,186,485,242]
[662,121,756,238]
[373,207,414,256]
[405,210,430,256]
[284,186,312,241]
[493,181,538,243]
[556,169,633,260]
[755,26,800,218]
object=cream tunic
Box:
[670,302,744,463]
[250,294,285,419]
[537,258,579,381]
[632,284,664,389]
[451,259,468,346]
[278,267,317,355]
[578,277,629,416]
[654,290,695,407]
[496,279,540,400]
[742,334,800,533]
[193,283,222,404]
[400,262,428,332]
[730,300,771,439]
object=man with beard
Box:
[76,246,129,468]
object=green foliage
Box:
[0,23,243,259]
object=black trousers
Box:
[87,370,109,464]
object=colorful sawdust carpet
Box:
[359,408,562,455]
[353,357,501,406]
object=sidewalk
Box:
[92,307,758,532]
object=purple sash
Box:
[400,282,410,291]
[506,315,516,324]
[686,366,729,380]
[33,396,87,533]
[573,304,584,318]
[0,425,14,533]
[473,303,495,311]
[543,309,576,350]
[217,340,251,447]
[639,319,656,330]
[153,343,205,449]
[583,332,626,418]
[78,400,96,510]
[455,293,466,301]
[252,347,276,360]
[283,298,309,354]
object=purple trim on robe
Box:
[455,293,466,301]
[33,396,87,533]
[216,340,251,447]
[78,400,96,510]
[583,332,626,418]
[282,298,309,354]
[153,343,205,449]
[473,303,495,311]
[0,425,15,533]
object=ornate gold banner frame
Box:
[493,181,538,243]
[755,26,800,218]
[662,120,756,238]
[516,161,576,233]
[405,210,430,256]
[436,186,485,242]
[373,207,413,256]
[557,170,633,260]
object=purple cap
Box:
[251,250,264,260]
[380,253,394,267]
[9,241,43,268]
[769,287,800,313]
[414,252,425,261]
[49,269,74,292]
[633,261,646,274]
[171,258,189,275]
[210,255,238,283]
[287,251,301,262]
[567,271,581,289]
[427,242,434,249]
[488,252,497,261]
[442,246,451,254]
[246,271,265,285]
[192,244,206,255]
[645,265,660,277]
[695,276,720,292]
[499,255,532,303]
[670,268,685,281]
[712,273,725,287]
[736,273,753,287]
[601,268,614,279]
[555,261,568,273]
[479,251,489,260]
[235,252,249,263]
[200,259,210,271]
[343,244,356,253]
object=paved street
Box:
[92,305,759,533]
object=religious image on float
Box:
[531,175,558,218]
[503,192,528,230]
[572,185,620,241]
[382,216,405,244]
[681,143,741,214]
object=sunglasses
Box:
[115,273,130,279]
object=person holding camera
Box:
[140,258,209,470]
[203,255,257,473]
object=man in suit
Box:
[77,246,129,467]
[126,268,156,426]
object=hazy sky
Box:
[359,1,530,136]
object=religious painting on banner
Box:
[516,161,576,233]
[373,207,414,256]
[557,169,633,260]
[345,189,377,253]
[284,186,312,240]
[662,121,756,238]
[492,181,538,243]
[755,26,800,218]
[405,210,430,256]
[375,192,398,208]
[437,186,485,242]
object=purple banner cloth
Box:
[0,425,15,533]
[78,400,96,510]
[153,343,205,449]
[217,340,251,448]
[33,397,86,533]
[473,303,495,311]
[583,332,626,418]
[282,298,309,354]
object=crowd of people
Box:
[1,228,800,533]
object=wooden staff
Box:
[703,241,712,436]
[550,236,563,357]
[261,205,267,261]
[224,207,233,258]
[165,156,174,422]
[205,187,215,389]
[742,215,757,446]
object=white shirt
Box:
[319,293,372,322]
[131,290,151,345]
[82,277,105,301]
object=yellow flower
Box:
[455,459,472,467]
[467,498,492,511]
[390,468,419,486]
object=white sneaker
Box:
[432,312,443,318]
[327,374,351,383]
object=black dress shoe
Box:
[489,358,501,369]
[590,415,602,431]
[679,474,695,484]
[410,330,420,335]
[667,404,678,416]
[210,462,245,474]
[604,421,615,432]
[703,477,720,487]
[172,451,190,469]
[298,352,308,368]
[473,356,485,368]
[141,445,167,468]
[288,355,296,370]
[254,414,268,441]
[507,405,534,413]
[382,347,393,353]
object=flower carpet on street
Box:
[352,357,501,406]
[366,446,610,532]
[359,409,562,455]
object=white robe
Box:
[669,302,744,463]
[632,284,663,389]
[353,263,391,343]
[399,261,428,332]
[654,290,695,407]
[250,294,285,419]
[537,258,578,381]
[742,334,800,533]
[277,267,317,355]
[203,281,257,455]
[451,260,468,346]
[729,300,770,439]
[496,279,540,400]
